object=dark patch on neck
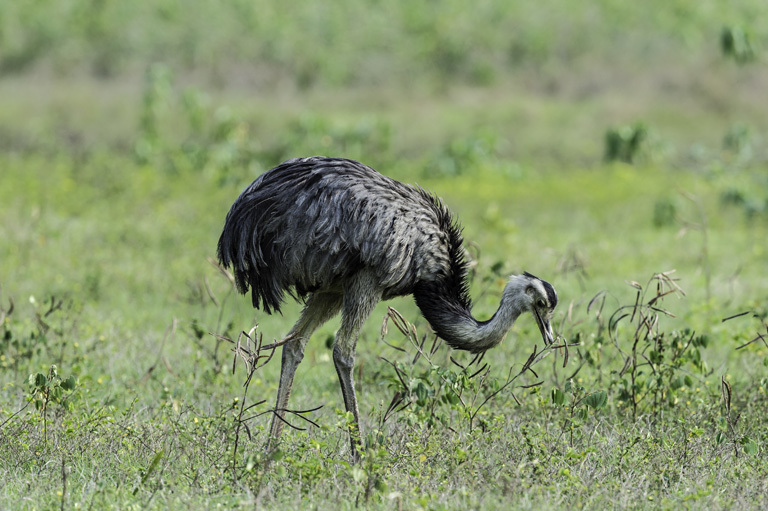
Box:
[415,189,472,310]
[412,189,477,349]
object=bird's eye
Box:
[537,299,546,308]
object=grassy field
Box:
[2,1,768,509]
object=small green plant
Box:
[652,198,677,228]
[727,308,768,376]
[604,122,648,164]
[134,65,260,179]
[722,123,753,160]
[133,449,165,496]
[721,25,756,64]
[27,364,77,444]
[380,306,566,434]
[211,324,324,489]
[601,271,712,421]
[718,376,758,456]
[358,442,390,506]
[1,295,72,377]
[263,114,392,167]
[551,379,607,446]
[576,272,713,423]
[426,131,498,177]
[135,63,174,164]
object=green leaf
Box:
[414,381,428,406]
[61,376,76,391]
[34,373,47,387]
[552,388,566,406]
[134,449,164,495]
[742,437,758,455]
[270,448,284,462]
[350,466,366,483]
[584,390,608,410]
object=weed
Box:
[380,306,570,435]
[426,131,498,177]
[136,63,174,164]
[210,324,326,493]
[572,271,718,426]
[263,115,392,167]
[721,25,756,64]
[27,364,77,445]
[551,379,607,446]
[604,122,648,164]
[653,198,677,228]
[608,272,690,419]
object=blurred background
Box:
[2,0,766,167]
[1,2,767,506]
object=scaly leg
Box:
[333,272,381,462]
[266,292,342,454]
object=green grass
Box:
[2,1,768,509]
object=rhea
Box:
[217,156,558,460]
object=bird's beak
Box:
[533,308,555,346]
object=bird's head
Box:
[506,272,558,346]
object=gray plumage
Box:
[218,156,558,460]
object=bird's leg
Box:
[266,333,308,454]
[333,275,381,462]
[333,342,363,462]
[266,292,342,455]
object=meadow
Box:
[1,1,768,509]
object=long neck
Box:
[414,280,528,354]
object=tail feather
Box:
[217,181,286,314]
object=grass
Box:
[2,0,768,509]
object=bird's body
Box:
[220,157,465,311]
[218,156,557,460]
